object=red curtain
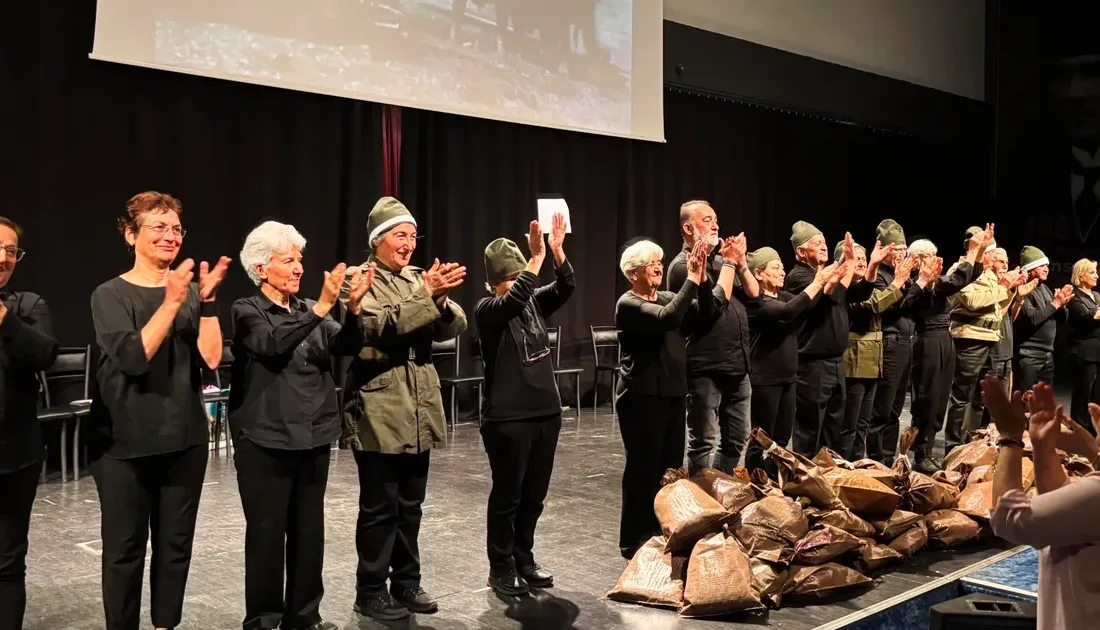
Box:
[381,104,402,197]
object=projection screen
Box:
[91,0,665,142]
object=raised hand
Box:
[548,212,567,254]
[165,259,195,308]
[813,262,839,286]
[687,239,709,285]
[1027,383,1063,451]
[527,220,545,260]
[842,232,855,262]
[198,256,232,302]
[1056,405,1100,458]
[917,255,940,285]
[1089,403,1100,436]
[1053,284,1076,309]
[346,263,376,314]
[869,241,894,265]
[999,267,1025,290]
[719,233,747,266]
[423,258,467,297]
[1017,277,1039,298]
[980,375,1027,438]
[892,255,916,287]
[314,263,349,317]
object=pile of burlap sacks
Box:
[607,424,1095,618]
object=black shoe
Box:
[392,586,438,614]
[282,622,339,630]
[488,570,530,596]
[620,545,639,560]
[518,563,554,588]
[915,458,942,475]
[353,592,410,621]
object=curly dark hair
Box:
[117,191,183,237]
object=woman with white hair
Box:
[614,238,710,558]
[1067,258,1100,433]
[229,220,374,630]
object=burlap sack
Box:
[925,509,981,548]
[750,428,845,510]
[783,563,872,599]
[734,496,810,562]
[750,557,790,609]
[810,508,876,538]
[855,537,903,572]
[793,524,863,565]
[887,520,929,556]
[655,480,729,553]
[956,482,993,521]
[607,536,687,609]
[944,441,997,476]
[902,472,959,515]
[821,467,901,517]
[871,510,923,541]
[692,468,757,514]
[680,531,765,617]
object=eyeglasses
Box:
[142,224,186,238]
[0,246,25,262]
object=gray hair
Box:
[240,221,307,286]
[620,240,663,279]
[370,234,384,249]
[908,239,937,258]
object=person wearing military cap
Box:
[343,196,468,621]
[474,213,573,597]
[667,200,759,476]
[783,221,860,456]
[744,247,836,473]
[1012,245,1075,393]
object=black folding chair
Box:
[547,326,583,417]
[589,325,620,416]
[202,341,234,456]
[36,345,91,482]
[433,337,484,431]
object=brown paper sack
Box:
[925,509,981,547]
[692,468,757,514]
[852,458,901,486]
[750,428,845,509]
[1021,457,1036,490]
[902,472,959,515]
[793,524,863,565]
[655,480,730,553]
[821,467,901,517]
[607,536,688,609]
[812,447,852,470]
[735,496,810,562]
[661,467,690,486]
[944,441,997,476]
[750,557,790,609]
[812,508,876,538]
[956,482,993,521]
[966,465,994,488]
[887,520,928,556]
[932,470,965,488]
[750,468,784,498]
[892,427,921,476]
[680,531,765,617]
[1065,455,1095,477]
[871,510,923,541]
[783,563,872,599]
[855,537,903,572]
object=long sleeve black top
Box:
[229,293,364,450]
[615,278,716,398]
[0,292,60,473]
[912,261,980,335]
[667,246,752,377]
[90,278,209,459]
[748,290,817,385]
[1067,288,1100,361]
[785,261,850,360]
[874,263,927,339]
[475,261,575,421]
[1014,283,1065,355]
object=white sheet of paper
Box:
[537,198,572,233]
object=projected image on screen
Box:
[153,0,632,134]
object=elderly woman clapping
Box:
[614,238,712,559]
[229,220,373,630]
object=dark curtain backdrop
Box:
[399,90,990,397]
[2,1,382,345]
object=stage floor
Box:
[25,406,1018,629]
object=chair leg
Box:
[593,372,599,416]
[450,387,457,433]
[60,420,69,483]
[477,383,483,427]
[40,457,46,484]
[575,374,581,420]
[73,417,81,480]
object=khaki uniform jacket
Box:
[947,268,1012,343]
[844,284,903,379]
[341,258,468,454]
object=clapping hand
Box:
[547,212,567,255]
[1026,383,1064,452]
[969,223,994,254]
[1053,284,1075,309]
[314,263,349,318]
[423,258,467,298]
[527,220,546,261]
[869,241,896,266]
[842,232,855,263]
[1000,267,1026,290]
[1055,403,1100,459]
[687,239,709,285]
[918,256,942,286]
[980,375,1027,439]
[719,233,748,267]
[1017,278,1039,298]
[198,256,232,302]
[165,259,195,308]
[346,263,376,315]
[813,262,839,286]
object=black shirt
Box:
[1014,283,1064,355]
[1067,288,1100,361]
[748,290,816,385]
[667,246,752,376]
[90,277,208,459]
[474,261,575,421]
[875,263,926,339]
[615,279,715,398]
[912,261,979,335]
[229,292,364,450]
[0,292,59,473]
[785,261,851,360]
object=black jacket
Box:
[1067,288,1100,362]
[874,263,926,339]
[1013,283,1065,356]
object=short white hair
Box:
[908,239,937,257]
[240,221,307,286]
[620,240,663,279]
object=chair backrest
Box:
[431,337,460,377]
[590,325,619,367]
[547,326,562,369]
[41,345,91,407]
[207,341,235,390]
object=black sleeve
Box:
[91,283,152,377]
[932,261,974,298]
[753,292,814,325]
[616,281,699,333]
[1017,290,1058,329]
[325,302,366,357]
[839,279,866,303]
[1067,296,1097,330]
[784,265,812,294]
[475,271,537,330]
[533,260,576,318]
[0,293,59,370]
[233,298,326,358]
[682,279,716,335]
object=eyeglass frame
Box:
[140,223,187,238]
[0,246,25,262]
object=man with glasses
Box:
[474,213,572,597]
[0,217,59,630]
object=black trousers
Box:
[793,357,846,457]
[944,339,994,455]
[843,378,878,461]
[480,415,561,573]
[685,373,752,474]
[1014,351,1055,394]
[746,380,795,475]
[235,440,331,630]
[1069,355,1100,434]
[616,390,685,552]
[867,335,913,463]
[0,463,39,630]
[910,333,955,458]
[354,450,430,596]
[91,445,208,630]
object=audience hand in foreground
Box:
[980,375,1027,440]
[1055,403,1100,460]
